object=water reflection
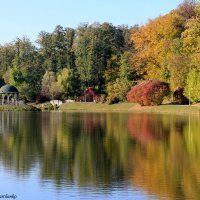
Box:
[0,112,42,175]
[0,112,200,199]
[128,114,200,200]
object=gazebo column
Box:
[11,94,14,105]
[13,94,16,105]
[2,94,5,105]
[16,93,19,105]
[7,94,10,104]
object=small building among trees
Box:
[80,87,99,102]
[0,85,19,105]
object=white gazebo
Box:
[0,85,19,105]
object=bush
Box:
[98,94,107,104]
[38,103,55,111]
[106,78,132,104]
[127,80,170,106]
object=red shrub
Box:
[127,80,169,106]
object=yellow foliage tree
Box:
[131,12,182,81]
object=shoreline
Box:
[58,102,200,116]
[1,102,200,116]
[0,104,40,111]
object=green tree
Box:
[64,28,76,69]
[38,26,76,73]
[41,71,59,100]
[57,68,73,99]
[11,37,43,100]
[184,68,200,102]
[75,24,93,88]
[75,23,127,92]
[0,43,15,76]
[169,54,189,91]
[106,53,135,104]
[106,78,132,104]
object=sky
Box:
[0,0,183,45]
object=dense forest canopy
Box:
[0,0,199,103]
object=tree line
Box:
[0,0,199,103]
[131,0,200,103]
[0,23,134,102]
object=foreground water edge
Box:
[0,111,199,199]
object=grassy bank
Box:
[59,102,135,112]
[0,104,41,111]
[2,102,198,115]
[130,104,200,115]
[59,102,200,115]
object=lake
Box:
[0,111,199,200]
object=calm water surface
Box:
[0,111,199,200]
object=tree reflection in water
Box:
[0,112,42,175]
[0,112,200,199]
[0,112,132,189]
[128,113,200,200]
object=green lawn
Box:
[130,104,200,115]
[59,102,200,115]
[59,102,136,112]
[2,102,198,115]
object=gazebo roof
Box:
[0,85,19,94]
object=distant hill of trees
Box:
[0,0,199,103]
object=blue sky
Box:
[0,0,183,44]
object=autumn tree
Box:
[131,10,186,81]
[181,4,200,68]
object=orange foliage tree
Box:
[131,12,182,81]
